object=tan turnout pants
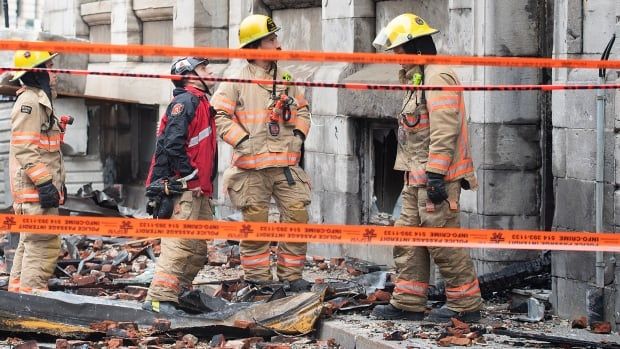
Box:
[224,166,311,282]
[390,181,482,313]
[146,191,212,303]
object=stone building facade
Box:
[0,0,617,326]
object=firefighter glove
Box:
[426,172,448,205]
[36,180,60,208]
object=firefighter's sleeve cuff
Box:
[426,153,451,175]
[25,163,53,186]
[222,124,248,146]
[294,121,310,139]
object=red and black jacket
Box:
[146,86,217,196]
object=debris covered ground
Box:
[0,234,619,349]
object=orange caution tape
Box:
[2,40,620,70]
[3,66,620,92]
[0,213,617,252]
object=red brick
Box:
[93,239,103,250]
[233,320,255,329]
[571,316,587,329]
[107,338,123,349]
[72,274,97,286]
[312,256,325,264]
[151,319,171,332]
[55,339,68,349]
[101,264,114,273]
[592,321,612,334]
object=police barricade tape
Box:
[3,66,620,92]
[0,213,617,252]
[2,39,620,70]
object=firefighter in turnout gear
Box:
[371,13,483,323]
[212,14,312,291]
[8,50,66,294]
[142,57,218,314]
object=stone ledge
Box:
[133,0,173,22]
[80,0,111,26]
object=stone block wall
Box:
[551,0,620,326]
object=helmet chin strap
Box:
[190,70,211,96]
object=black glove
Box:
[36,180,60,209]
[293,129,306,141]
[426,172,448,205]
[146,195,174,219]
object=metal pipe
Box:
[3,0,8,28]
[591,35,615,324]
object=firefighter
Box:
[211,14,311,291]
[142,57,218,314]
[370,13,483,323]
[8,50,65,294]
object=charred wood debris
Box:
[0,188,615,348]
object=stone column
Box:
[43,0,89,39]
[463,0,545,274]
[173,0,228,48]
[110,0,141,62]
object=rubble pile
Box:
[1,238,620,348]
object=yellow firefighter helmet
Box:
[11,50,58,82]
[238,14,280,48]
[373,13,439,51]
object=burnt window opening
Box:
[358,119,404,224]
[87,102,158,187]
[373,128,402,214]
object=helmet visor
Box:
[373,28,390,51]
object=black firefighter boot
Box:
[426,306,481,323]
[371,304,425,321]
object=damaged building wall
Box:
[32,0,620,326]
[551,0,620,326]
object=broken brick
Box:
[101,264,113,273]
[572,316,588,329]
[117,322,138,331]
[55,339,68,349]
[451,318,471,332]
[313,256,325,264]
[150,319,171,332]
[15,340,38,349]
[72,274,97,286]
[315,338,336,348]
[318,262,328,270]
[233,319,255,329]
[182,334,199,348]
[93,239,103,250]
[591,321,612,334]
[346,266,362,276]
[450,337,472,346]
[106,338,123,349]
[438,337,453,347]
[89,320,117,332]
[373,290,391,302]
[383,330,404,341]
[117,292,145,301]
[330,257,344,267]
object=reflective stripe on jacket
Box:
[211,62,311,170]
